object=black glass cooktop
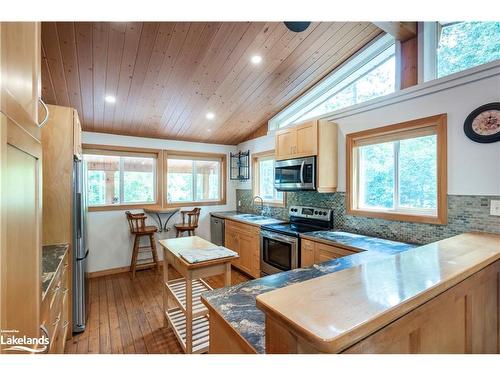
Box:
[261,222,328,237]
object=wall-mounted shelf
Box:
[230,151,250,181]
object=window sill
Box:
[165,199,227,208]
[88,203,159,212]
[346,208,447,225]
[262,200,286,208]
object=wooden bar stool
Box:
[125,211,160,279]
[174,208,201,237]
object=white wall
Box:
[83,132,237,273]
[239,66,500,196]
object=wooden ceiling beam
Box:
[373,22,417,41]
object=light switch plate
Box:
[490,200,500,216]
[238,200,241,207]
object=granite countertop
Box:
[210,211,286,227]
[301,231,418,254]
[42,243,69,299]
[202,232,417,353]
[256,233,500,353]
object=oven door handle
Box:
[299,161,305,184]
[261,230,298,245]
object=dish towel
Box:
[178,247,238,264]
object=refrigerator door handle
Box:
[76,249,89,262]
[76,192,82,238]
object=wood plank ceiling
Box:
[41,22,382,145]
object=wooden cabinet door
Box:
[295,121,318,157]
[301,239,315,267]
[275,128,297,160]
[314,243,356,264]
[73,110,82,160]
[224,226,240,267]
[1,114,42,352]
[0,22,41,139]
[238,231,257,276]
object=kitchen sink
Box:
[234,214,268,221]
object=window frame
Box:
[252,150,286,207]
[345,114,447,224]
[268,33,396,131]
[83,144,162,212]
[164,150,227,208]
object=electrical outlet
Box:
[490,200,500,216]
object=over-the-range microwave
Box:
[274,156,315,191]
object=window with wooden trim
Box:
[252,151,285,206]
[165,152,226,206]
[83,146,160,210]
[346,114,447,224]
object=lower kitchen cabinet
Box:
[224,220,260,278]
[40,248,70,353]
[301,239,358,267]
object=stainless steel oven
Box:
[260,230,299,275]
[274,156,315,191]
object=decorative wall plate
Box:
[463,102,500,143]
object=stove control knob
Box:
[314,210,318,215]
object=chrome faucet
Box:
[253,195,264,216]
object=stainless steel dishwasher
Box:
[210,215,225,246]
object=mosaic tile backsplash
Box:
[236,189,500,244]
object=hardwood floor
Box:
[65,267,250,354]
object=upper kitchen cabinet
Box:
[275,119,338,193]
[0,22,43,353]
[0,22,44,140]
[275,120,318,159]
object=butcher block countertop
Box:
[255,232,500,353]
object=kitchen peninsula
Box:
[202,232,500,354]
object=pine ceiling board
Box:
[110,22,143,134]
[166,22,268,138]
[118,22,160,135]
[154,22,222,137]
[171,22,280,139]
[74,22,94,127]
[130,22,177,136]
[133,22,192,136]
[205,23,322,143]
[209,22,346,143]
[227,23,381,143]
[150,22,244,137]
[41,22,386,144]
[41,22,71,107]
[40,44,56,105]
[55,22,84,118]
[153,23,221,137]
[103,22,127,129]
[177,22,292,139]
[91,22,110,132]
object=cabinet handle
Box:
[38,98,49,128]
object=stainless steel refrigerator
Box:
[73,158,89,333]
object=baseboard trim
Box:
[87,266,130,279]
[87,263,162,279]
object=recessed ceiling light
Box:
[105,95,116,103]
[251,55,262,64]
[206,112,215,120]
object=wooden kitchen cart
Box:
[159,236,237,354]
